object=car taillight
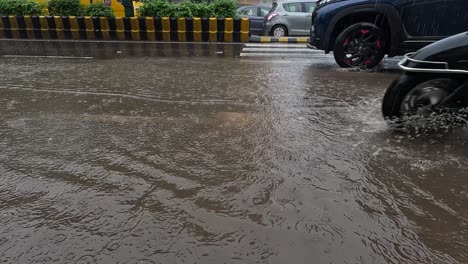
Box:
[266,13,279,21]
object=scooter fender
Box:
[399,32,468,74]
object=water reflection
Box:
[0,56,467,263]
[365,130,468,263]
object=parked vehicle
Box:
[382,32,468,128]
[264,0,317,37]
[237,5,271,36]
[308,0,468,68]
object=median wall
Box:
[0,16,250,42]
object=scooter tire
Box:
[382,73,445,126]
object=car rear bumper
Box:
[263,22,273,36]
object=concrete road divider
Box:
[0,39,245,58]
[0,16,250,43]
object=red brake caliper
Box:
[343,38,349,47]
[343,38,351,65]
[361,29,374,65]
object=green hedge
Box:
[47,0,84,16]
[85,3,114,17]
[0,0,43,16]
[47,0,114,16]
[0,0,234,17]
[138,0,239,18]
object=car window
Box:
[260,7,269,16]
[304,2,316,13]
[240,7,257,16]
[283,3,303,12]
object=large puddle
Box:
[0,56,467,263]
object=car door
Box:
[442,0,468,36]
[303,2,316,32]
[239,6,264,35]
[281,2,308,35]
[400,0,468,40]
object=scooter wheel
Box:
[382,73,460,127]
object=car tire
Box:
[270,25,288,37]
[333,22,387,69]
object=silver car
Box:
[264,0,317,37]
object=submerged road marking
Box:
[0,86,257,106]
[239,52,331,58]
[242,48,323,53]
[245,43,307,48]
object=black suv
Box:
[308,0,468,68]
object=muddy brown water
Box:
[0,55,467,263]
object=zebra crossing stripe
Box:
[243,47,322,53]
[245,43,306,48]
[240,43,326,57]
[250,36,310,43]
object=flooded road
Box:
[0,52,467,263]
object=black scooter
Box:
[382,32,468,128]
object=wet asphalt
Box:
[0,44,467,263]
